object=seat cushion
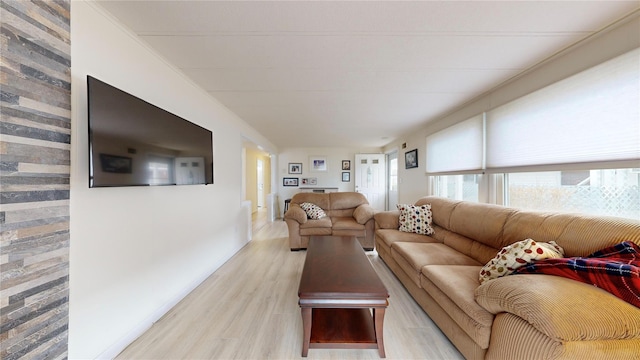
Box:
[421,265,494,349]
[299,217,333,236]
[331,217,365,231]
[376,229,437,249]
[391,242,481,287]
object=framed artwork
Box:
[342,172,350,182]
[342,160,351,170]
[288,163,302,174]
[283,177,299,186]
[100,154,132,173]
[405,149,418,169]
[302,178,317,185]
[310,156,327,172]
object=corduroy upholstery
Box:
[374,196,640,360]
[285,192,376,250]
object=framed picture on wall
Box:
[283,177,299,186]
[100,154,132,173]
[288,163,302,174]
[342,172,350,182]
[342,160,351,170]
[405,149,418,169]
[302,178,317,185]
[310,156,327,172]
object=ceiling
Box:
[95,1,639,149]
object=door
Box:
[386,150,398,210]
[174,157,205,185]
[355,154,387,210]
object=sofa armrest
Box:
[374,210,400,229]
[284,204,307,224]
[475,274,640,341]
[353,204,376,225]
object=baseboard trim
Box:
[95,250,244,359]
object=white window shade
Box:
[426,115,483,173]
[486,48,640,170]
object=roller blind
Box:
[486,48,640,169]
[426,114,484,173]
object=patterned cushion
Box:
[479,239,564,284]
[300,202,326,220]
[397,203,434,235]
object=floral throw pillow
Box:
[479,239,565,284]
[397,204,434,235]
[300,202,326,220]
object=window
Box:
[506,168,639,219]
[425,48,639,219]
[434,174,479,202]
[389,156,398,192]
[148,155,174,185]
[486,48,639,170]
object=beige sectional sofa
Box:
[285,192,376,250]
[374,196,640,360]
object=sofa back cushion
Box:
[290,192,370,218]
[291,193,330,210]
[416,196,459,229]
[420,196,640,262]
[327,192,369,217]
[503,211,640,257]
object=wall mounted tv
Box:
[87,76,214,187]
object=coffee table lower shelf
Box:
[309,308,378,348]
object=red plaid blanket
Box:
[515,241,640,308]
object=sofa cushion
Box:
[397,203,434,235]
[332,217,365,230]
[330,192,368,210]
[421,265,494,348]
[291,193,330,210]
[300,202,327,219]
[391,242,481,287]
[448,201,514,249]
[479,239,564,284]
[376,229,437,249]
[299,217,332,230]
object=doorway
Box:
[257,159,264,208]
[354,154,387,211]
[386,150,398,210]
[242,141,272,233]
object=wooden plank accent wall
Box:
[1,0,71,359]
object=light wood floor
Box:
[116,218,464,360]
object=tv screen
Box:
[87,76,213,187]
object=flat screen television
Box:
[87,76,214,187]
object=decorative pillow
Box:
[396,204,434,235]
[300,202,326,220]
[479,239,564,284]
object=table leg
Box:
[301,307,312,357]
[374,308,386,358]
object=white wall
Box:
[385,12,640,205]
[69,2,276,358]
[278,147,381,216]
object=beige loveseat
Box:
[285,192,376,251]
[374,196,640,360]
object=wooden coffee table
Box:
[298,236,389,357]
